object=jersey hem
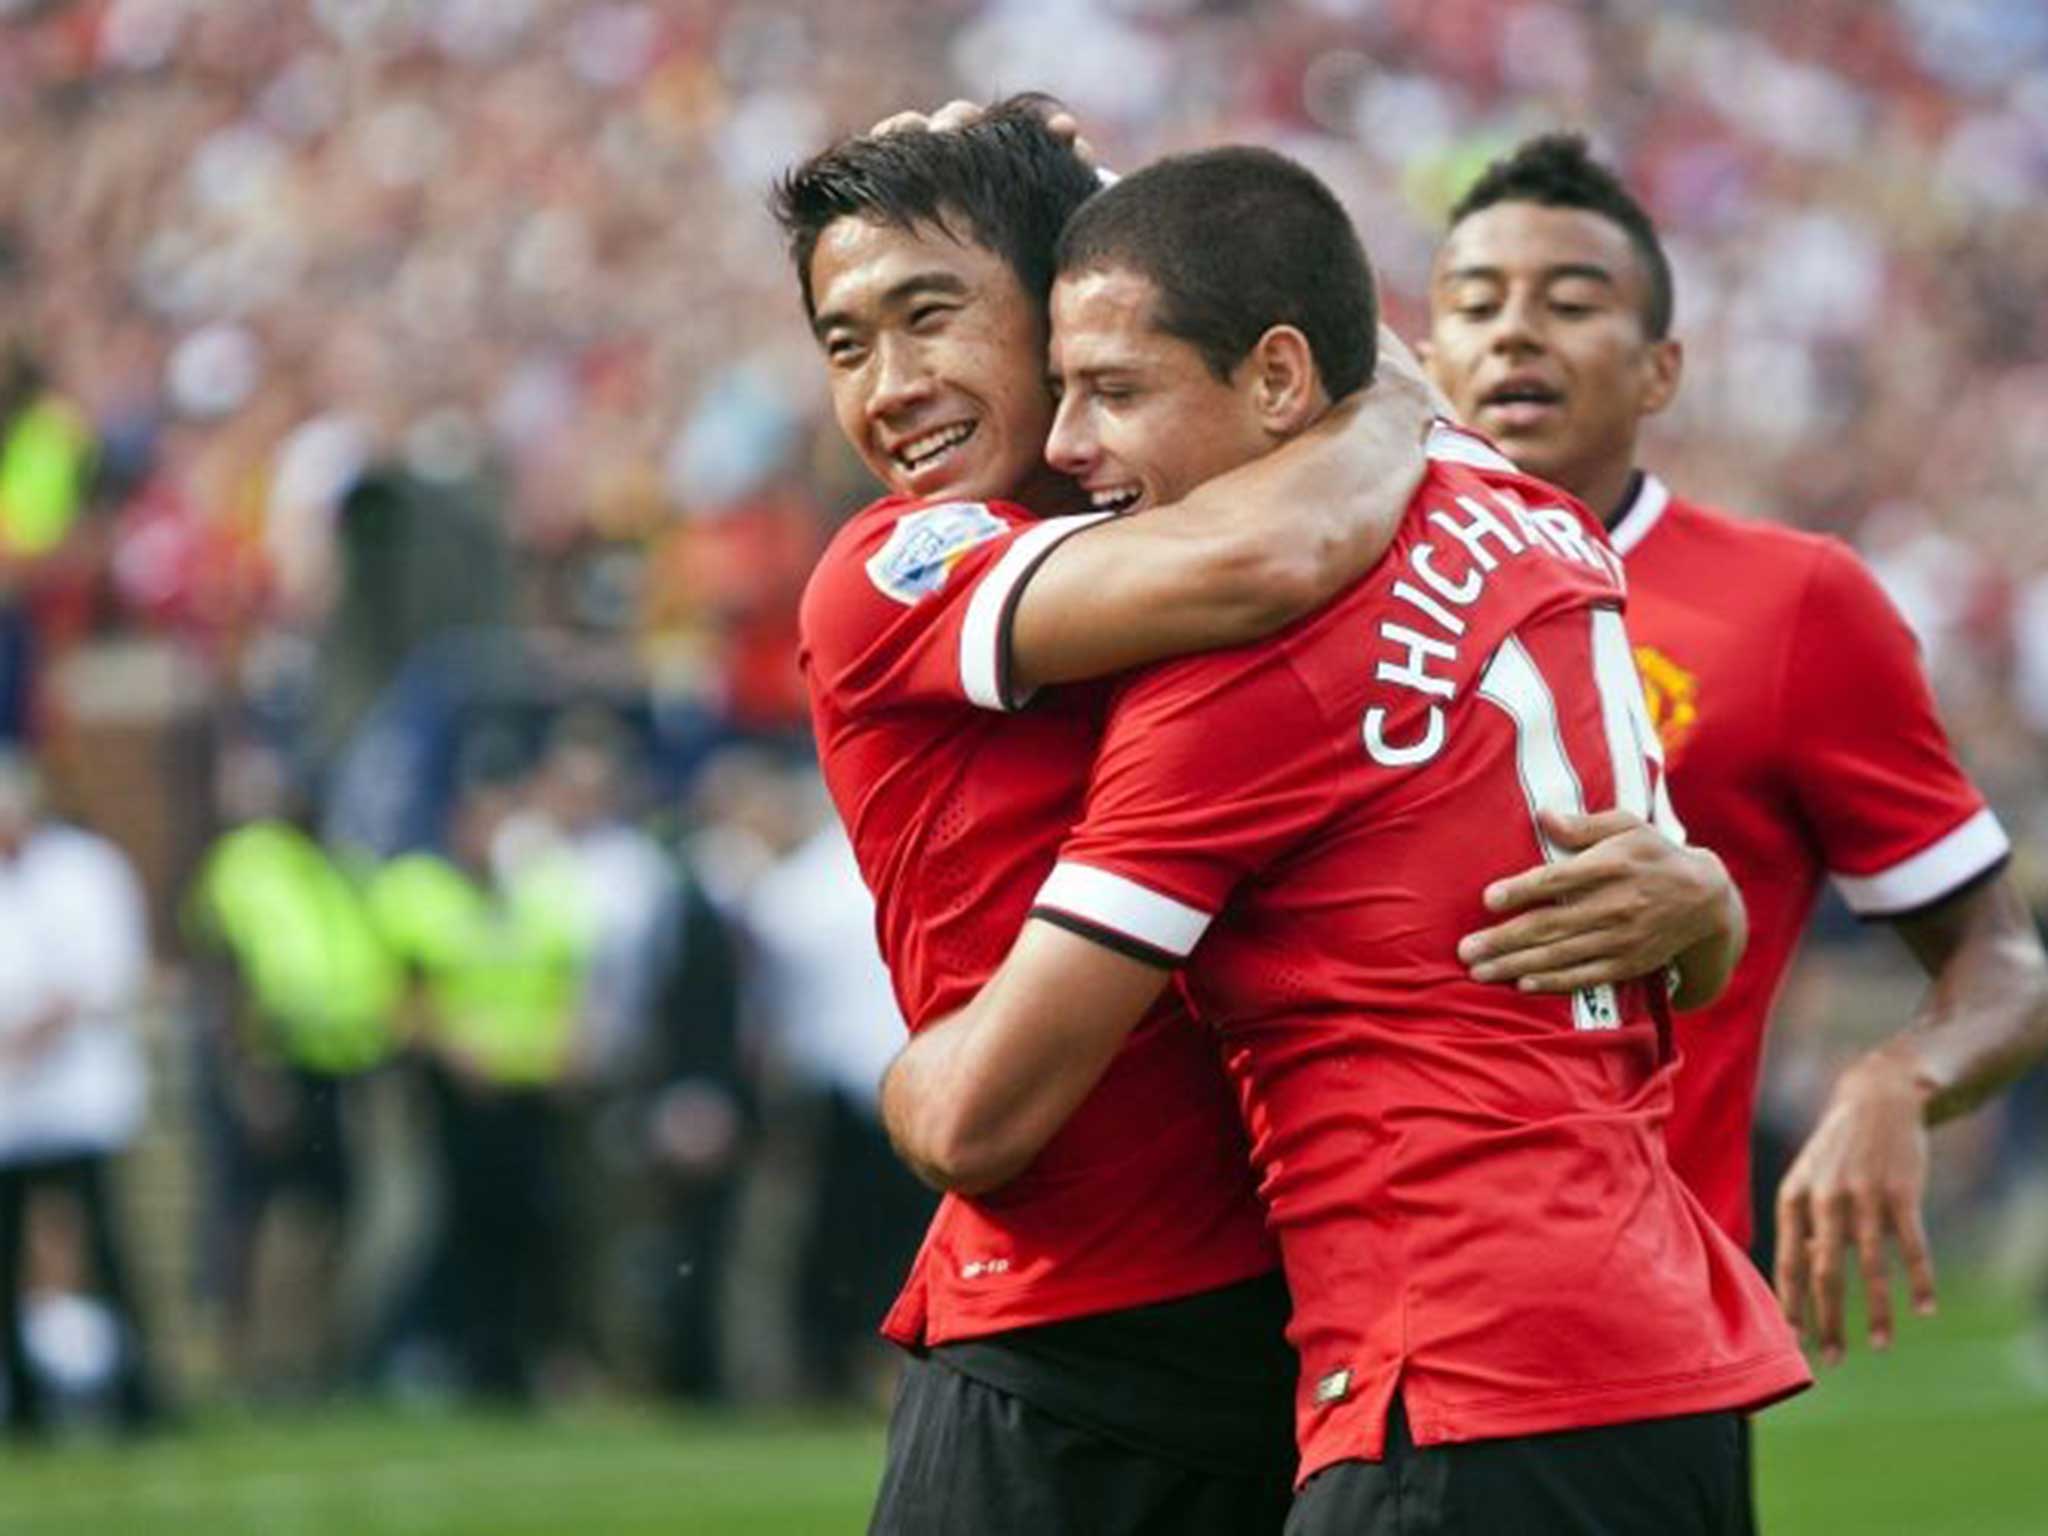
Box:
[1295,1348,1811,1483]
[885,1250,1282,1350]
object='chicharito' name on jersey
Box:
[1366,482,1627,769]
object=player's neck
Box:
[1562,455,1641,534]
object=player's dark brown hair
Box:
[771,94,1101,320]
[1449,133,1675,339]
[1054,146,1378,399]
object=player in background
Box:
[1423,134,2048,1366]
[882,146,1802,1536]
[779,98,1433,1534]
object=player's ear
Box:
[1246,325,1321,434]
[1640,336,1683,418]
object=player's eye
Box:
[1455,301,1500,321]
[824,336,866,368]
[907,303,953,332]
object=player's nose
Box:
[1487,291,1547,356]
[1044,391,1095,476]
[867,334,935,419]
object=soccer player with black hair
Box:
[778,96,1432,1535]
[882,143,1805,1536]
[779,102,1751,1533]
[1427,130,2048,1358]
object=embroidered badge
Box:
[866,501,1009,605]
[1634,644,1699,757]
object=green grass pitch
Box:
[3,1283,2042,1533]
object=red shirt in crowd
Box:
[798,494,1279,1348]
[1036,436,1810,1480]
[1610,476,2008,1247]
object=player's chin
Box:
[918,446,1019,505]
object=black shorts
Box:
[870,1352,1293,1536]
[1286,1395,1749,1536]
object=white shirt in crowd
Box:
[745,823,904,1114]
[0,825,150,1163]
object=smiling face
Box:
[807,214,1073,510]
[1423,201,1680,516]
[1042,267,1280,514]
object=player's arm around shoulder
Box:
[881,922,1173,1193]
[1006,327,1437,699]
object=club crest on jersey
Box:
[866,501,1008,605]
[1634,645,1699,757]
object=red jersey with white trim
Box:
[798,493,1278,1347]
[1612,476,2008,1246]
[1036,441,1809,1479]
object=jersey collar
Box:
[1606,472,1671,556]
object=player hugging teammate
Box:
[776,98,2048,1536]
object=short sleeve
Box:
[799,498,1109,716]
[1784,540,2007,917]
[1030,650,1341,966]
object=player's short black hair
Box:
[771,94,1101,320]
[1448,133,1674,340]
[1054,146,1378,399]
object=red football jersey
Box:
[1611,476,2008,1246]
[799,494,1278,1347]
[1036,442,1809,1479]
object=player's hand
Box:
[1774,1048,1937,1365]
[1458,809,1724,992]
[867,99,1098,167]
[869,98,982,136]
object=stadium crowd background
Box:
[0,0,2045,1425]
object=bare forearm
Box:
[1010,370,1428,695]
[879,925,1169,1193]
[879,1026,970,1191]
[1669,851,1745,1010]
[1875,875,2048,1124]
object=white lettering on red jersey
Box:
[1032,446,1808,1479]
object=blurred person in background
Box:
[745,805,932,1406]
[632,816,747,1403]
[522,707,677,1081]
[1425,136,2048,1383]
[369,740,592,1404]
[0,749,161,1438]
[0,344,96,746]
[184,735,401,1399]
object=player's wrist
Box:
[1833,1043,1937,1122]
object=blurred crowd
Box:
[0,0,2045,1426]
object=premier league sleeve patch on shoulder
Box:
[865,501,1010,606]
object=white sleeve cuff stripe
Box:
[1830,807,2010,915]
[959,513,1112,712]
[1035,862,1213,959]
